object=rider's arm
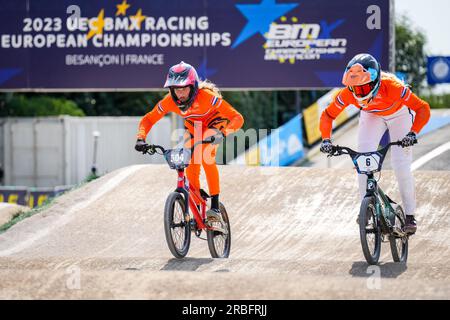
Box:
[319,89,350,139]
[386,80,431,135]
[400,88,430,134]
[137,99,170,140]
[215,99,244,135]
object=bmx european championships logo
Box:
[233,0,348,64]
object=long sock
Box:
[211,194,219,211]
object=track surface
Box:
[1,165,449,299]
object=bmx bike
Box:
[328,141,411,265]
[142,137,231,259]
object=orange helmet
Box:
[342,54,381,106]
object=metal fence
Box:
[0,116,172,187]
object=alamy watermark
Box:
[367,5,381,30]
[66,264,81,290]
[366,265,381,290]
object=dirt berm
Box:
[0,165,449,299]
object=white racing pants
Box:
[357,106,416,215]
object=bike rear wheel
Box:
[207,203,231,258]
[359,196,381,265]
[389,204,408,263]
[164,192,191,259]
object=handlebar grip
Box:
[144,144,155,155]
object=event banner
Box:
[302,88,359,145]
[0,0,392,90]
[0,187,28,206]
[427,56,450,85]
[231,114,304,166]
[0,186,73,208]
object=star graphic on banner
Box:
[197,58,217,79]
[130,9,146,30]
[0,68,21,86]
[232,0,299,49]
[318,19,344,38]
[87,9,105,40]
[116,0,130,16]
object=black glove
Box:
[135,138,147,152]
[401,132,417,148]
[320,139,333,154]
[211,132,225,145]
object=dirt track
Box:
[0,165,449,299]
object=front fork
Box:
[365,174,395,232]
[175,169,190,218]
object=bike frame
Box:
[365,173,396,233]
[145,138,218,232]
[175,168,210,231]
[330,141,404,235]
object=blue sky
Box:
[396,0,450,93]
[396,0,450,55]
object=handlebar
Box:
[142,136,217,156]
[328,141,403,158]
[143,144,165,155]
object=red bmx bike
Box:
[142,137,231,259]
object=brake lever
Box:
[327,146,342,157]
[144,145,155,155]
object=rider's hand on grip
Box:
[204,128,225,145]
[135,138,148,153]
[211,132,225,145]
[401,132,417,148]
[320,139,333,154]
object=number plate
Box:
[355,154,381,173]
[165,148,191,169]
[170,152,185,165]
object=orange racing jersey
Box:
[137,88,244,140]
[320,75,431,139]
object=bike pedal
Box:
[392,227,405,237]
[211,226,228,235]
[195,229,208,240]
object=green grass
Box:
[0,173,102,234]
[0,197,55,234]
[420,93,450,109]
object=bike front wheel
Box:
[359,196,381,265]
[207,203,231,258]
[389,204,408,263]
[164,192,191,259]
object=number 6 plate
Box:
[355,154,381,173]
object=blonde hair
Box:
[381,71,406,85]
[198,79,222,98]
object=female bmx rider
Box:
[319,53,430,235]
[135,61,244,222]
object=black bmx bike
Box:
[329,141,411,265]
